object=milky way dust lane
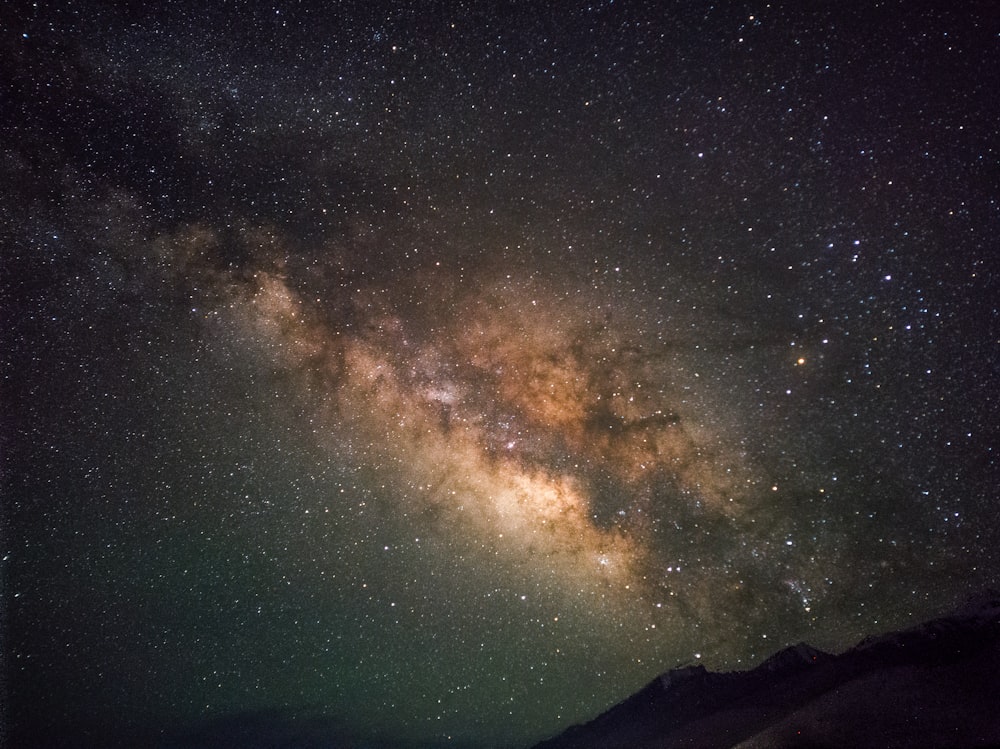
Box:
[158,223,767,619]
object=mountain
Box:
[532,593,1000,749]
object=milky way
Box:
[6,2,999,747]
[162,223,767,612]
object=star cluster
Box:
[4,2,999,747]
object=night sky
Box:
[4,2,999,747]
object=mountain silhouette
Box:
[532,592,1000,748]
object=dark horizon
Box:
[532,591,1000,748]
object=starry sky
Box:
[3,1,999,747]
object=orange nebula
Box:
[161,225,760,604]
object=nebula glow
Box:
[163,224,765,615]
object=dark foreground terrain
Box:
[534,594,1000,749]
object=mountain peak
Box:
[657,663,707,690]
[533,594,1000,749]
[758,641,831,673]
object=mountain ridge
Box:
[532,592,1000,748]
